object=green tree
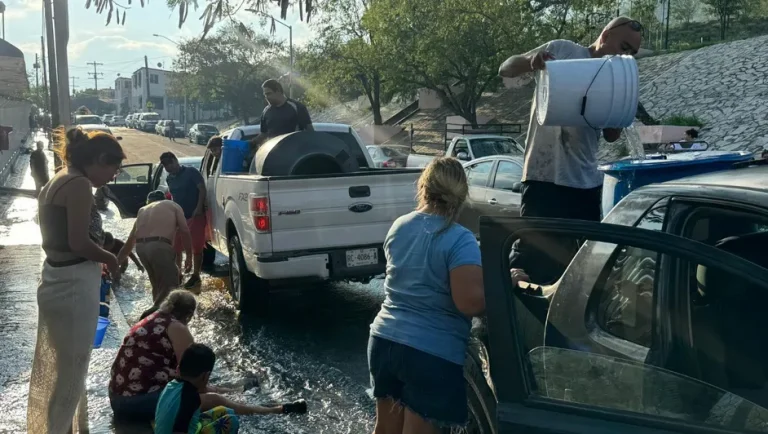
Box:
[672,0,701,24]
[702,0,746,39]
[169,24,282,124]
[300,0,390,124]
[364,0,536,126]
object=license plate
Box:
[346,248,378,267]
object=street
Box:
[0,130,380,433]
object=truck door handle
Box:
[349,186,371,198]
[487,198,497,205]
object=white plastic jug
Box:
[536,55,639,129]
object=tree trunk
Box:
[371,72,383,125]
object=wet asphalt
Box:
[0,132,381,433]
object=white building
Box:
[114,77,132,115]
[130,67,173,118]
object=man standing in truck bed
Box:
[498,16,642,284]
[244,79,314,170]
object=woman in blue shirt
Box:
[369,157,485,433]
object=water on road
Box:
[0,132,382,433]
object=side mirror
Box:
[456,151,470,161]
[511,182,523,193]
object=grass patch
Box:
[661,114,705,127]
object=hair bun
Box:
[65,127,88,146]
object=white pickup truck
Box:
[406,134,525,167]
[110,123,421,313]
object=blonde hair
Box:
[159,289,197,318]
[417,156,468,232]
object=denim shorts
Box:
[368,335,467,427]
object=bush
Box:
[661,114,705,127]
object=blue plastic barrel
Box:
[599,151,754,216]
[93,316,110,349]
[221,139,250,173]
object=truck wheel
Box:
[463,338,497,434]
[227,233,268,314]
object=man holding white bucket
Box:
[498,16,643,284]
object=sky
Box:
[7,0,314,91]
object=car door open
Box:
[479,216,768,434]
[106,163,153,217]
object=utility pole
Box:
[43,0,61,168]
[41,36,49,113]
[87,61,104,93]
[144,55,151,111]
[70,76,78,96]
[53,0,71,128]
[664,0,671,50]
[33,54,40,90]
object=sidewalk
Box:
[0,130,133,433]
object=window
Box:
[592,204,667,348]
[124,81,131,89]
[113,165,150,184]
[137,74,141,87]
[452,140,469,157]
[150,74,159,84]
[466,161,493,187]
[492,161,523,191]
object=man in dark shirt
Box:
[160,152,208,289]
[29,141,49,196]
[245,79,314,170]
[167,119,176,142]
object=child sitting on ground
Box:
[104,232,145,274]
[154,343,307,434]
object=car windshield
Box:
[380,147,407,158]
[199,125,218,132]
[142,114,160,121]
[471,138,522,158]
[75,115,103,125]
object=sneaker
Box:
[183,275,202,290]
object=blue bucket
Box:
[221,139,250,173]
[93,316,110,349]
[599,150,754,216]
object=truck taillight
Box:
[249,195,270,233]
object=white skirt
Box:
[27,259,102,434]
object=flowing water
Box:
[624,124,646,160]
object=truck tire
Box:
[227,233,269,315]
[254,131,362,176]
[463,338,497,434]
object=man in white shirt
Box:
[498,16,643,284]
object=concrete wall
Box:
[0,98,33,185]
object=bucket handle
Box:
[580,56,613,130]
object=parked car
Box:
[111,116,125,127]
[366,145,408,168]
[466,161,768,433]
[137,112,160,132]
[78,124,121,138]
[188,123,220,145]
[109,123,423,314]
[406,135,525,167]
[162,120,183,138]
[458,155,523,236]
[102,114,114,125]
[155,120,167,135]
[74,114,106,126]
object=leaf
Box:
[106,5,113,24]
[85,0,92,9]
[179,1,185,28]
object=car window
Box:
[472,138,522,158]
[528,347,768,433]
[498,227,768,432]
[453,140,469,156]
[592,204,667,348]
[466,161,493,187]
[114,165,151,184]
[492,161,523,191]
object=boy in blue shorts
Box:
[154,344,307,434]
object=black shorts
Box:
[368,336,467,427]
[508,180,602,284]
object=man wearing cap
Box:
[118,190,193,320]
[498,17,643,284]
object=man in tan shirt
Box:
[119,190,193,319]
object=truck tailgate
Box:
[267,172,419,252]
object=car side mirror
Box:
[511,182,523,193]
[456,152,470,161]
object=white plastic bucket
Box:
[536,55,639,129]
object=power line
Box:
[87,61,104,93]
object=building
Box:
[130,66,171,118]
[0,39,31,185]
[114,77,132,115]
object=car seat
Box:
[695,232,768,405]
